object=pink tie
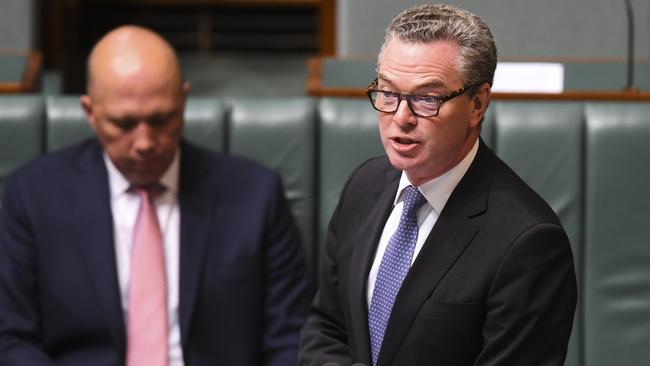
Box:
[126,187,168,366]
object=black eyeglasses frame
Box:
[366,78,476,117]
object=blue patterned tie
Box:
[368,185,427,366]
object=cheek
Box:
[434,108,467,135]
[418,123,453,156]
[97,128,133,156]
[95,120,124,142]
[158,125,183,148]
[377,115,392,136]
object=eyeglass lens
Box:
[370,91,440,117]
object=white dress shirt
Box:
[367,139,479,305]
[104,151,184,366]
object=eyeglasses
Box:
[366,78,474,117]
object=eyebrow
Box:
[377,73,448,92]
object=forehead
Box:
[378,38,464,90]
[91,76,184,123]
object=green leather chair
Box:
[0,95,44,197]
[45,96,93,152]
[228,97,317,289]
[182,98,227,153]
[3,94,650,366]
[493,101,583,366]
[318,97,384,252]
[584,102,650,366]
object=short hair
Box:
[378,4,497,90]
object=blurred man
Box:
[0,25,308,366]
[300,4,576,366]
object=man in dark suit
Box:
[0,26,309,365]
[300,4,576,366]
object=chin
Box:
[386,153,416,172]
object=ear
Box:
[182,81,191,97]
[80,95,97,132]
[469,82,491,129]
[178,81,191,114]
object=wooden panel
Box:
[103,0,320,5]
[42,0,335,92]
[318,0,336,56]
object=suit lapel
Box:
[348,165,401,364]
[177,142,215,345]
[75,141,217,352]
[74,140,126,355]
[377,141,494,366]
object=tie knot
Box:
[130,184,165,200]
[401,185,427,216]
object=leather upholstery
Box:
[493,101,583,366]
[46,96,93,152]
[318,98,384,250]
[584,102,650,366]
[183,98,227,153]
[228,97,317,287]
[0,96,43,197]
[1,95,649,365]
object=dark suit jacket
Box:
[300,141,577,366]
[0,139,309,366]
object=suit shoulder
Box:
[345,155,393,187]
[182,142,279,184]
[328,155,394,213]
[488,154,562,226]
[5,140,93,184]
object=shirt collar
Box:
[394,138,479,215]
[104,149,181,198]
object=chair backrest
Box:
[228,97,318,287]
[45,96,93,152]
[4,94,650,366]
[182,97,227,153]
[318,97,384,250]
[492,101,583,366]
[0,95,44,197]
[583,102,650,366]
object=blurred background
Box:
[1,0,649,97]
[1,3,650,366]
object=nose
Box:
[132,123,156,154]
[392,99,417,128]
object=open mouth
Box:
[393,137,418,145]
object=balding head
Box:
[81,26,189,187]
[86,25,184,98]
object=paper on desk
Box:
[491,62,564,93]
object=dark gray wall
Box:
[337,0,650,60]
[0,0,37,50]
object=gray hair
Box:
[378,4,497,90]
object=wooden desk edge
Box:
[306,56,650,100]
[306,57,324,96]
[307,87,650,101]
[22,51,42,92]
[0,50,42,93]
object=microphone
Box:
[623,0,637,91]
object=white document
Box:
[491,62,564,93]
